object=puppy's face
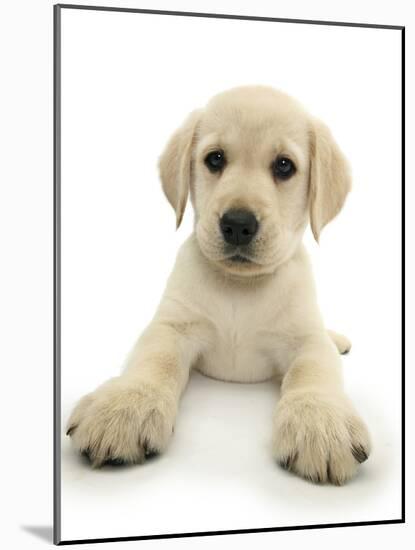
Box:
[193,88,311,276]
[159,86,351,277]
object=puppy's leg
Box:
[273,334,370,485]
[66,322,197,467]
[328,329,351,355]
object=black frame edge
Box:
[53,3,62,546]
[401,25,406,523]
[58,520,404,546]
[55,3,404,30]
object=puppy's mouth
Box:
[223,245,255,265]
[228,254,252,264]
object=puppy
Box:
[67,86,371,484]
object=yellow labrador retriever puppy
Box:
[67,86,371,484]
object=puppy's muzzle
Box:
[219,209,259,246]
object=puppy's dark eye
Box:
[273,156,296,180]
[205,150,226,173]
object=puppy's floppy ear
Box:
[158,109,202,229]
[309,118,351,242]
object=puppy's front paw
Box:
[273,390,371,485]
[66,377,177,467]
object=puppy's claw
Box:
[91,458,103,469]
[81,447,91,459]
[104,457,126,466]
[66,425,77,436]
[351,444,369,464]
[326,461,332,483]
[278,452,297,471]
[144,448,159,459]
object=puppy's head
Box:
[159,86,351,277]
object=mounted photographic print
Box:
[54,4,404,545]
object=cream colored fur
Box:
[67,86,370,484]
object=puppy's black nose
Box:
[220,209,259,246]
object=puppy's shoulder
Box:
[156,234,214,314]
[168,234,208,286]
[275,244,313,284]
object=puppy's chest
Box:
[195,287,284,382]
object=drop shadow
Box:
[21,525,53,544]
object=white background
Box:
[59,5,403,543]
[0,1,412,549]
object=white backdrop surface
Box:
[59,6,402,542]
